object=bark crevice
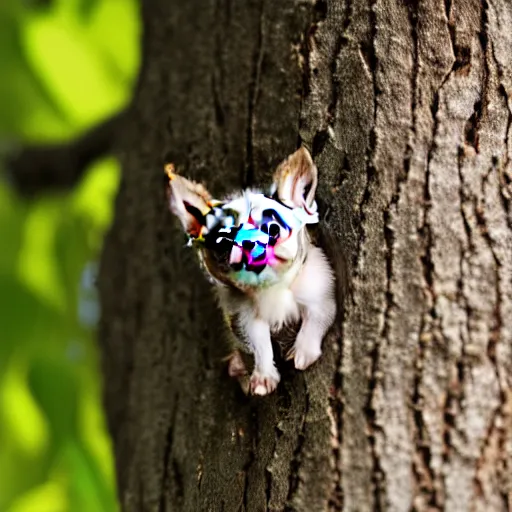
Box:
[245,0,265,187]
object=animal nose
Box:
[242,240,255,251]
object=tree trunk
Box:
[98,0,512,510]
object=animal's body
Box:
[166,147,336,395]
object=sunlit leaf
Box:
[87,0,140,83]
[72,157,120,236]
[16,198,66,312]
[7,481,67,512]
[0,357,49,457]
[22,10,127,131]
[0,18,70,141]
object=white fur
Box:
[241,314,281,395]
[290,246,336,369]
[223,242,336,395]
[256,286,300,331]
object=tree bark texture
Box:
[98,0,512,510]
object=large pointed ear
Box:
[165,164,213,238]
[271,146,318,210]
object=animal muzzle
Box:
[229,226,278,273]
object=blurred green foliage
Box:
[0,0,140,510]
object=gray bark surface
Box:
[98,0,512,510]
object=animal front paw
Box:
[287,342,322,371]
[250,367,281,396]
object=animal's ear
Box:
[271,146,318,210]
[165,164,213,238]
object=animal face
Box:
[166,147,319,288]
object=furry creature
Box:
[166,147,336,395]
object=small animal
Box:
[166,147,336,395]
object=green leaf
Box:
[86,0,140,83]
[72,156,120,236]
[0,357,49,458]
[22,9,130,131]
[7,480,67,512]
[27,357,79,441]
[66,440,118,512]
[16,198,67,313]
[0,18,70,141]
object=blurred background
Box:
[0,1,140,511]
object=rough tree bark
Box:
[98,0,512,510]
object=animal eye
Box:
[261,221,288,247]
[261,208,291,243]
[268,223,280,238]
